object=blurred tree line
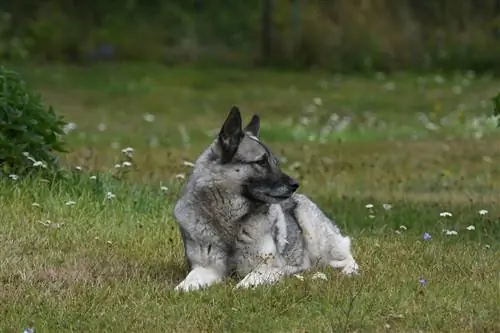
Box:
[1,0,500,73]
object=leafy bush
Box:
[0,66,67,177]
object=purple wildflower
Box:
[423,232,431,241]
[419,277,427,286]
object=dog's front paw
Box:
[341,260,359,276]
[235,272,264,289]
[174,279,204,292]
[174,267,222,292]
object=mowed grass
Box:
[1,64,500,332]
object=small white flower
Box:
[65,200,76,206]
[8,174,19,180]
[368,214,375,219]
[466,225,475,231]
[105,192,116,200]
[485,244,491,249]
[114,164,121,169]
[442,229,458,236]
[382,203,392,211]
[313,97,323,106]
[160,186,169,192]
[365,204,374,209]
[97,123,107,131]
[63,122,77,134]
[399,225,407,231]
[32,202,40,207]
[478,209,488,216]
[182,161,195,168]
[439,212,453,217]
[121,147,134,157]
[33,161,47,168]
[293,274,304,281]
[74,166,82,171]
[143,113,156,122]
[395,230,401,234]
[89,175,97,180]
[312,272,328,281]
[175,173,186,180]
[122,161,132,167]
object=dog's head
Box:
[214,106,299,204]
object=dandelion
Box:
[122,161,132,167]
[65,200,76,206]
[466,225,475,231]
[8,174,19,180]
[143,113,156,122]
[419,277,427,286]
[105,192,115,200]
[423,232,431,241]
[382,203,392,211]
[365,204,374,209]
[439,212,452,217]
[478,209,488,216]
[121,147,134,157]
[182,161,195,168]
[312,272,328,281]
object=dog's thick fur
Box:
[173,107,359,291]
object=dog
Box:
[173,106,359,292]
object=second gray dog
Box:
[174,106,359,292]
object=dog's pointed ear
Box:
[218,106,244,163]
[243,114,260,137]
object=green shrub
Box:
[0,66,67,177]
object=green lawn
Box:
[1,64,499,333]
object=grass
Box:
[1,63,500,333]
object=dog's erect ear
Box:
[218,106,244,163]
[243,114,260,137]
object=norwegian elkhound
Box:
[173,106,359,292]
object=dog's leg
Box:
[175,265,224,292]
[293,194,359,275]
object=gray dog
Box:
[174,106,359,292]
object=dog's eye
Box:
[255,157,268,167]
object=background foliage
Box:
[1,0,500,73]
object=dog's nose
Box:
[289,180,299,191]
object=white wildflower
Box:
[89,175,97,180]
[175,173,186,180]
[114,164,121,169]
[105,192,115,200]
[160,186,169,192]
[365,204,374,209]
[399,225,407,231]
[143,113,156,122]
[368,214,375,219]
[466,225,475,231]
[97,123,107,131]
[313,97,323,106]
[293,274,304,281]
[65,200,76,206]
[312,272,328,281]
[382,203,392,211]
[63,122,77,134]
[478,209,488,216]
[32,202,40,207]
[74,166,82,171]
[33,161,47,168]
[121,147,134,157]
[122,161,132,167]
[439,212,452,217]
[182,161,195,168]
[442,229,458,236]
[8,174,19,180]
